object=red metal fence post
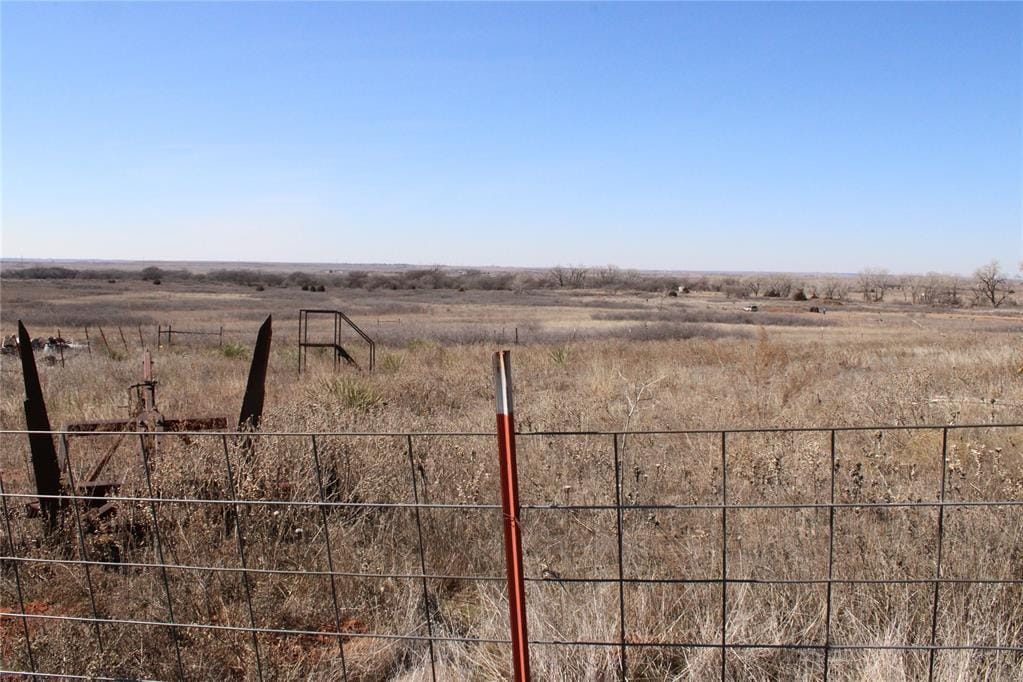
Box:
[493,350,531,681]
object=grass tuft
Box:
[220,342,250,360]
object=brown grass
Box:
[1,278,1021,680]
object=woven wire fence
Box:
[1,424,1021,680]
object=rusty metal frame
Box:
[297,309,375,374]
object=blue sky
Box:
[2,2,1020,274]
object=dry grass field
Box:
[1,276,1021,681]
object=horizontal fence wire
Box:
[1,423,1021,680]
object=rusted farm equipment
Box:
[16,316,273,535]
[297,308,375,374]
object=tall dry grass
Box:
[1,282,1021,680]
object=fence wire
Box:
[1,423,1021,680]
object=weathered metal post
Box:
[493,350,530,682]
[17,321,61,531]
[238,316,272,429]
[98,326,113,356]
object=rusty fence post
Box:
[98,326,112,356]
[493,350,531,681]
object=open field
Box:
[2,276,1022,680]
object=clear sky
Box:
[2,1,1020,274]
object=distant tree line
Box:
[1,260,1016,307]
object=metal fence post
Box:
[823,429,836,681]
[719,431,728,681]
[928,427,949,680]
[612,433,627,680]
[493,350,531,682]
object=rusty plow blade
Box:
[239,315,272,430]
[18,321,62,530]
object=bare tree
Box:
[974,260,1012,307]
[742,275,762,297]
[549,266,568,288]
[897,275,916,303]
[919,272,967,307]
[764,275,793,298]
[567,266,589,288]
[858,268,891,303]
[820,278,848,300]
[594,265,621,287]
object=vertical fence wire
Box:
[310,435,350,681]
[57,434,105,653]
[406,435,438,681]
[823,429,837,681]
[137,434,186,680]
[0,471,37,675]
[612,433,628,680]
[220,435,264,682]
[927,427,949,681]
[720,431,728,681]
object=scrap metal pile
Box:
[3,332,88,364]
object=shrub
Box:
[321,377,381,411]
[380,353,406,373]
[549,347,570,366]
[406,338,439,350]
[220,342,249,360]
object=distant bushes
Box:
[1,262,723,295]
[2,264,648,293]
[0,263,816,298]
[593,309,834,327]
[2,264,997,308]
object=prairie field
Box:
[1,276,1021,681]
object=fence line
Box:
[2,423,1021,680]
[156,324,224,347]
